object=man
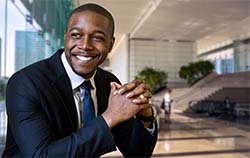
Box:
[162,88,172,123]
[2,3,157,157]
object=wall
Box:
[128,39,195,86]
[239,41,250,71]
[109,35,128,84]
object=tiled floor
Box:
[0,107,249,157]
[102,109,250,158]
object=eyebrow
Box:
[68,27,108,37]
[68,27,81,32]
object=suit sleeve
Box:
[6,72,116,157]
[112,118,158,157]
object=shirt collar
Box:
[61,52,96,90]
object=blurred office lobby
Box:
[102,107,250,158]
[101,70,250,158]
[0,0,250,157]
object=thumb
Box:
[110,82,118,94]
[112,82,122,89]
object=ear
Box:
[108,37,115,53]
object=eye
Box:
[92,35,105,42]
[71,33,82,39]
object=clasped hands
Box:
[102,80,154,129]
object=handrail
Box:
[175,87,222,103]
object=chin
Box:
[75,69,95,79]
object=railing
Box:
[234,102,250,116]
[174,87,222,110]
[188,100,250,117]
[187,100,234,114]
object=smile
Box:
[76,55,93,61]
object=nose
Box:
[81,36,93,50]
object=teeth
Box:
[76,55,92,61]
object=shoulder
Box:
[9,59,47,81]
[9,49,63,83]
[95,68,120,84]
[7,50,63,89]
[9,59,50,84]
[7,58,50,97]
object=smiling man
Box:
[64,8,114,79]
[2,3,157,158]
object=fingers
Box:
[115,80,150,98]
[132,91,152,104]
[115,80,145,95]
[141,91,152,98]
[111,80,152,106]
[110,82,118,94]
[125,83,150,98]
[112,82,122,89]
[111,82,122,95]
[132,96,148,104]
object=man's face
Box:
[64,11,115,79]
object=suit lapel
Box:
[49,50,78,131]
[95,69,110,116]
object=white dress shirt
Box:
[61,52,97,127]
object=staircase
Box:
[171,71,250,111]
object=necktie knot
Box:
[82,80,93,90]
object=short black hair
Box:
[66,3,115,37]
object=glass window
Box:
[0,0,73,154]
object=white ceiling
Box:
[74,0,250,50]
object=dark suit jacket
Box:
[2,49,157,157]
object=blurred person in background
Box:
[161,88,173,123]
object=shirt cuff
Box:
[144,120,156,134]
